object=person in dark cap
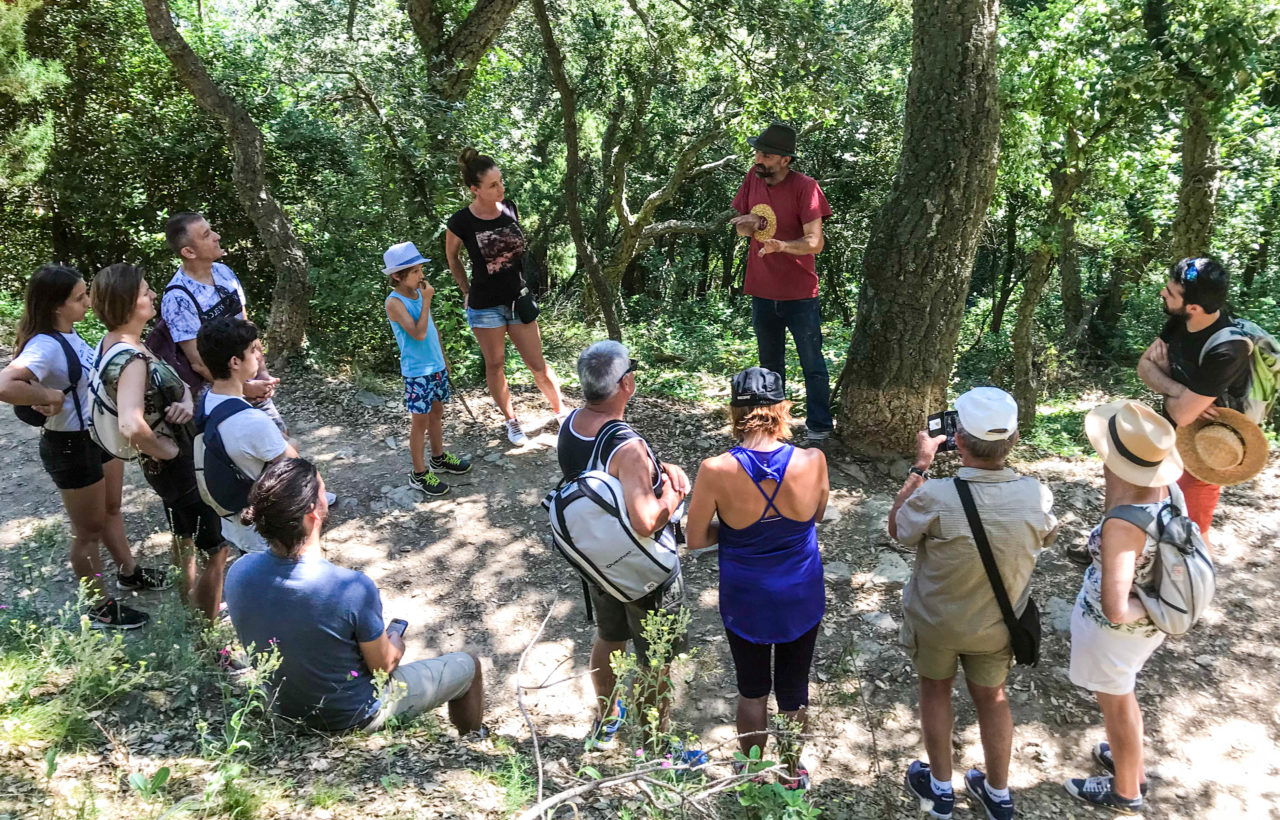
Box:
[729,123,835,445]
[685,367,830,789]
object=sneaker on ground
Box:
[409,470,449,496]
[116,566,173,591]
[804,429,832,448]
[964,768,1014,820]
[431,451,472,475]
[668,741,709,776]
[1064,775,1143,815]
[506,418,529,446]
[905,760,954,820]
[1092,743,1149,796]
[781,768,811,791]
[88,599,149,630]
[586,702,626,749]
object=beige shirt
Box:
[894,467,1059,654]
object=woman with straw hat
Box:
[1063,400,1186,815]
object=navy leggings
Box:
[725,621,820,711]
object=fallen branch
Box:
[515,598,559,805]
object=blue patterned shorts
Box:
[404,370,451,414]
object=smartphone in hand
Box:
[927,409,959,452]
[387,619,408,639]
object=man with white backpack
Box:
[553,341,694,752]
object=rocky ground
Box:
[2,366,1278,819]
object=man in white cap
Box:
[888,387,1058,820]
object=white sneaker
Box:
[506,418,529,446]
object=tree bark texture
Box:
[1059,214,1081,328]
[989,198,1020,336]
[1171,91,1220,260]
[407,0,523,102]
[141,0,311,365]
[836,0,1001,455]
[530,0,623,341]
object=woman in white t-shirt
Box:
[0,265,166,630]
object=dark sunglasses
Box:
[618,358,639,383]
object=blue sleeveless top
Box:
[387,290,445,378]
[717,445,825,644]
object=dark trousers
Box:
[750,296,833,434]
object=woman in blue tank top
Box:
[685,368,828,789]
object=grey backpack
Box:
[1102,482,1215,636]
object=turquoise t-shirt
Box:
[386,290,445,378]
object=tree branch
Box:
[641,208,737,240]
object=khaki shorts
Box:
[910,635,1013,688]
[362,652,476,732]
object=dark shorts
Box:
[404,371,451,414]
[38,430,113,491]
[726,622,821,711]
[589,572,688,668]
[163,493,227,556]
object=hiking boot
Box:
[1064,775,1143,815]
[409,470,449,497]
[506,418,529,446]
[905,760,954,819]
[116,565,172,591]
[964,768,1014,820]
[88,599,149,630]
[1092,743,1149,796]
[586,702,626,749]
[430,451,472,475]
[804,429,832,448]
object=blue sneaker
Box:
[964,769,1014,820]
[1092,742,1149,796]
[586,702,626,749]
[1064,775,1143,815]
[905,760,954,819]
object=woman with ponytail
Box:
[0,265,165,629]
[445,148,567,446]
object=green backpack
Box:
[1199,318,1280,426]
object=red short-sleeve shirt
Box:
[731,170,832,301]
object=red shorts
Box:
[1176,471,1221,535]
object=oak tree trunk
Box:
[836,0,1001,455]
[141,0,311,366]
[1059,214,1081,328]
[1171,91,1220,260]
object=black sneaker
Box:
[409,470,449,496]
[117,566,173,591]
[1092,743,1149,796]
[964,768,1014,820]
[430,451,472,475]
[905,760,954,819]
[88,599,149,630]
[1064,775,1143,815]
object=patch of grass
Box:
[473,749,535,817]
[308,779,356,808]
[1024,405,1090,458]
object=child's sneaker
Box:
[586,702,626,749]
[506,418,529,446]
[905,760,954,819]
[431,451,472,475]
[1092,742,1149,795]
[1064,775,1143,814]
[116,566,172,591]
[88,599,149,630]
[409,470,449,496]
[964,768,1014,820]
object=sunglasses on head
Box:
[1183,259,1200,283]
[618,358,639,383]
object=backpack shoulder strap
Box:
[1200,325,1253,364]
[1101,504,1156,533]
[954,478,1022,635]
[164,283,208,321]
[48,333,84,426]
[199,395,253,435]
[585,419,630,473]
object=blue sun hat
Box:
[382,241,429,275]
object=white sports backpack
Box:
[543,419,680,604]
[1103,482,1216,636]
[88,342,145,461]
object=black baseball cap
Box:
[730,367,785,407]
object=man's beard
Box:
[1162,301,1188,319]
[753,164,773,180]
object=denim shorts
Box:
[465,304,523,329]
[38,429,113,490]
[403,371,451,414]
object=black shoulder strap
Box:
[199,395,254,435]
[954,478,1022,636]
[38,331,85,426]
[165,283,209,321]
[585,419,630,474]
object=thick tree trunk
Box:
[1012,248,1054,431]
[1171,91,1220,260]
[1059,214,1081,327]
[836,0,1001,455]
[531,0,622,340]
[141,0,310,366]
[407,0,524,102]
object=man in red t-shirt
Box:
[730,123,835,442]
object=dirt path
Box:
[3,368,1279,818]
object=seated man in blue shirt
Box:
[224,457,484,733]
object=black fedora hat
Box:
[747,122,798,158]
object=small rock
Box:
[860,611,898,632]
[354,390,384,407]
[310,758,332,772]
[825,561,852,583]
[384,436,397,450]
[333,449,350,460]
[380,485,393,494]
[870,552,911,585]
[888,458,911,481]
[336,496,359,510]
[384,486,422,509]
[483,453,503,463]
[837,461,868,483]
[1194,655,1214,668]
[1046,596,1074,633]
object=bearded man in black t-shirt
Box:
[1137,257,1251,537]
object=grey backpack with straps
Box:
[1102,482,1215,636]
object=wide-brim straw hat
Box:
[1085,400,1184,487]
[1176,407,1268,486]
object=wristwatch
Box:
[908,466,928,479]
